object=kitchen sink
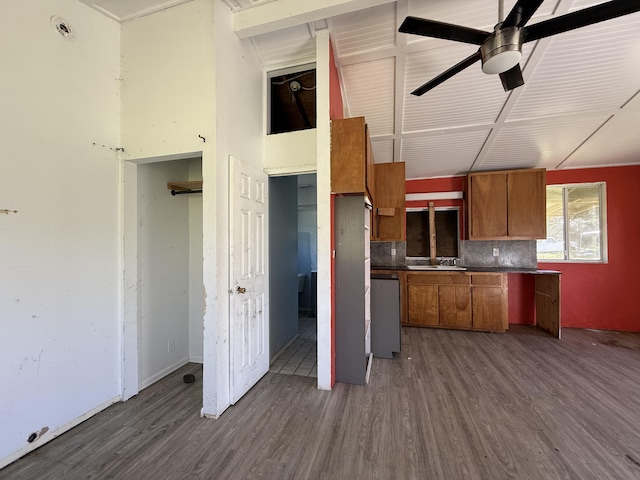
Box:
[406,265,467,271]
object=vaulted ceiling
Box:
[78,0,640,179]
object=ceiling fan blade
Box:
[523,0,640,43]
[399,16,490,45]
[410,51,482,96]
[502,0,544,28]
[499,64,524,91]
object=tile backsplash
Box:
[371,241,406,267]
[372,239,537,269]
[460,240,537,268]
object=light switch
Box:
[492,247,499,257]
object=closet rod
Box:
[171,189,202,196]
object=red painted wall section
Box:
[329,38,344,121]
[539,165,640,332]
[507,274,536,325]
[406,176,465,194]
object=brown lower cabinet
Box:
[471,274,508,332]
[404,271,507,332]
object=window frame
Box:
[538,182,608,264]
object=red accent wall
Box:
[329,39,344,121]
[507,273,536,325]
[539,165,640,332]
[406,165,640,332]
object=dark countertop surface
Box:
[371,265,561,274]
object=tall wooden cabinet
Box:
[373,162,406,241]
[467,168,546,240]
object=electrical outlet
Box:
[391,248,396,256]
[168,339,175,353]
[492,247,500,257]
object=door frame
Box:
[121,151,203,401]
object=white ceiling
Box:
[79,0,640,179]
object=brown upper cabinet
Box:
[331,117,375,202]
[467,168,546,240]
[372,162,406,241]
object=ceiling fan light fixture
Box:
[480,26,522,74]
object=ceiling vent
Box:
[50,16,74,40]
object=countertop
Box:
[371,265,561,274]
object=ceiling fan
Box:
[399,0,640,95]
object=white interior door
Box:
[229,155,269,404]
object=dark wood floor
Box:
[3,326,640,480]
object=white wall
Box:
[0,0,121,467]
[137,160,191,389]
[189,159,204,363]
[121,0,216,161]
[265,129,317,175]
[121,0,264,417]
[204,1,265,417]
[315,31,333,390]
[121,0,215,401]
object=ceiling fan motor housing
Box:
[481,26,523,74]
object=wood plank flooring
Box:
[2,326,640,479]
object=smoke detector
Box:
[51,16,74,40]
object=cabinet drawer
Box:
[470,274,503,286]
[407,273,470,285]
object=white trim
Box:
[138,357,190,391]
[0,396,120,470]
[406,191,464,201]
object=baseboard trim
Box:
[138,357,190,391]
[0,395,120,470]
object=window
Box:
[406,208,460,258]
[537,183,607,262]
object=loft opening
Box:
[268,65,316,135]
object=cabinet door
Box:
[508,169,546,238]
[374,162,406,241]
[468,173,508,239]
[472,286,506,331]
[535,274,561,338]
[439,285,472,329]
[407,284,439,326]
[331,117,366,194]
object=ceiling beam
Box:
[393,0,409,165]
[233,0,395,38]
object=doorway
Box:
[122,154,203,399]
[268,173,317,378]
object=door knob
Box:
[236,286,247,294]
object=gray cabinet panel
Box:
[335,195,368,385]
[371,278,400,358]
